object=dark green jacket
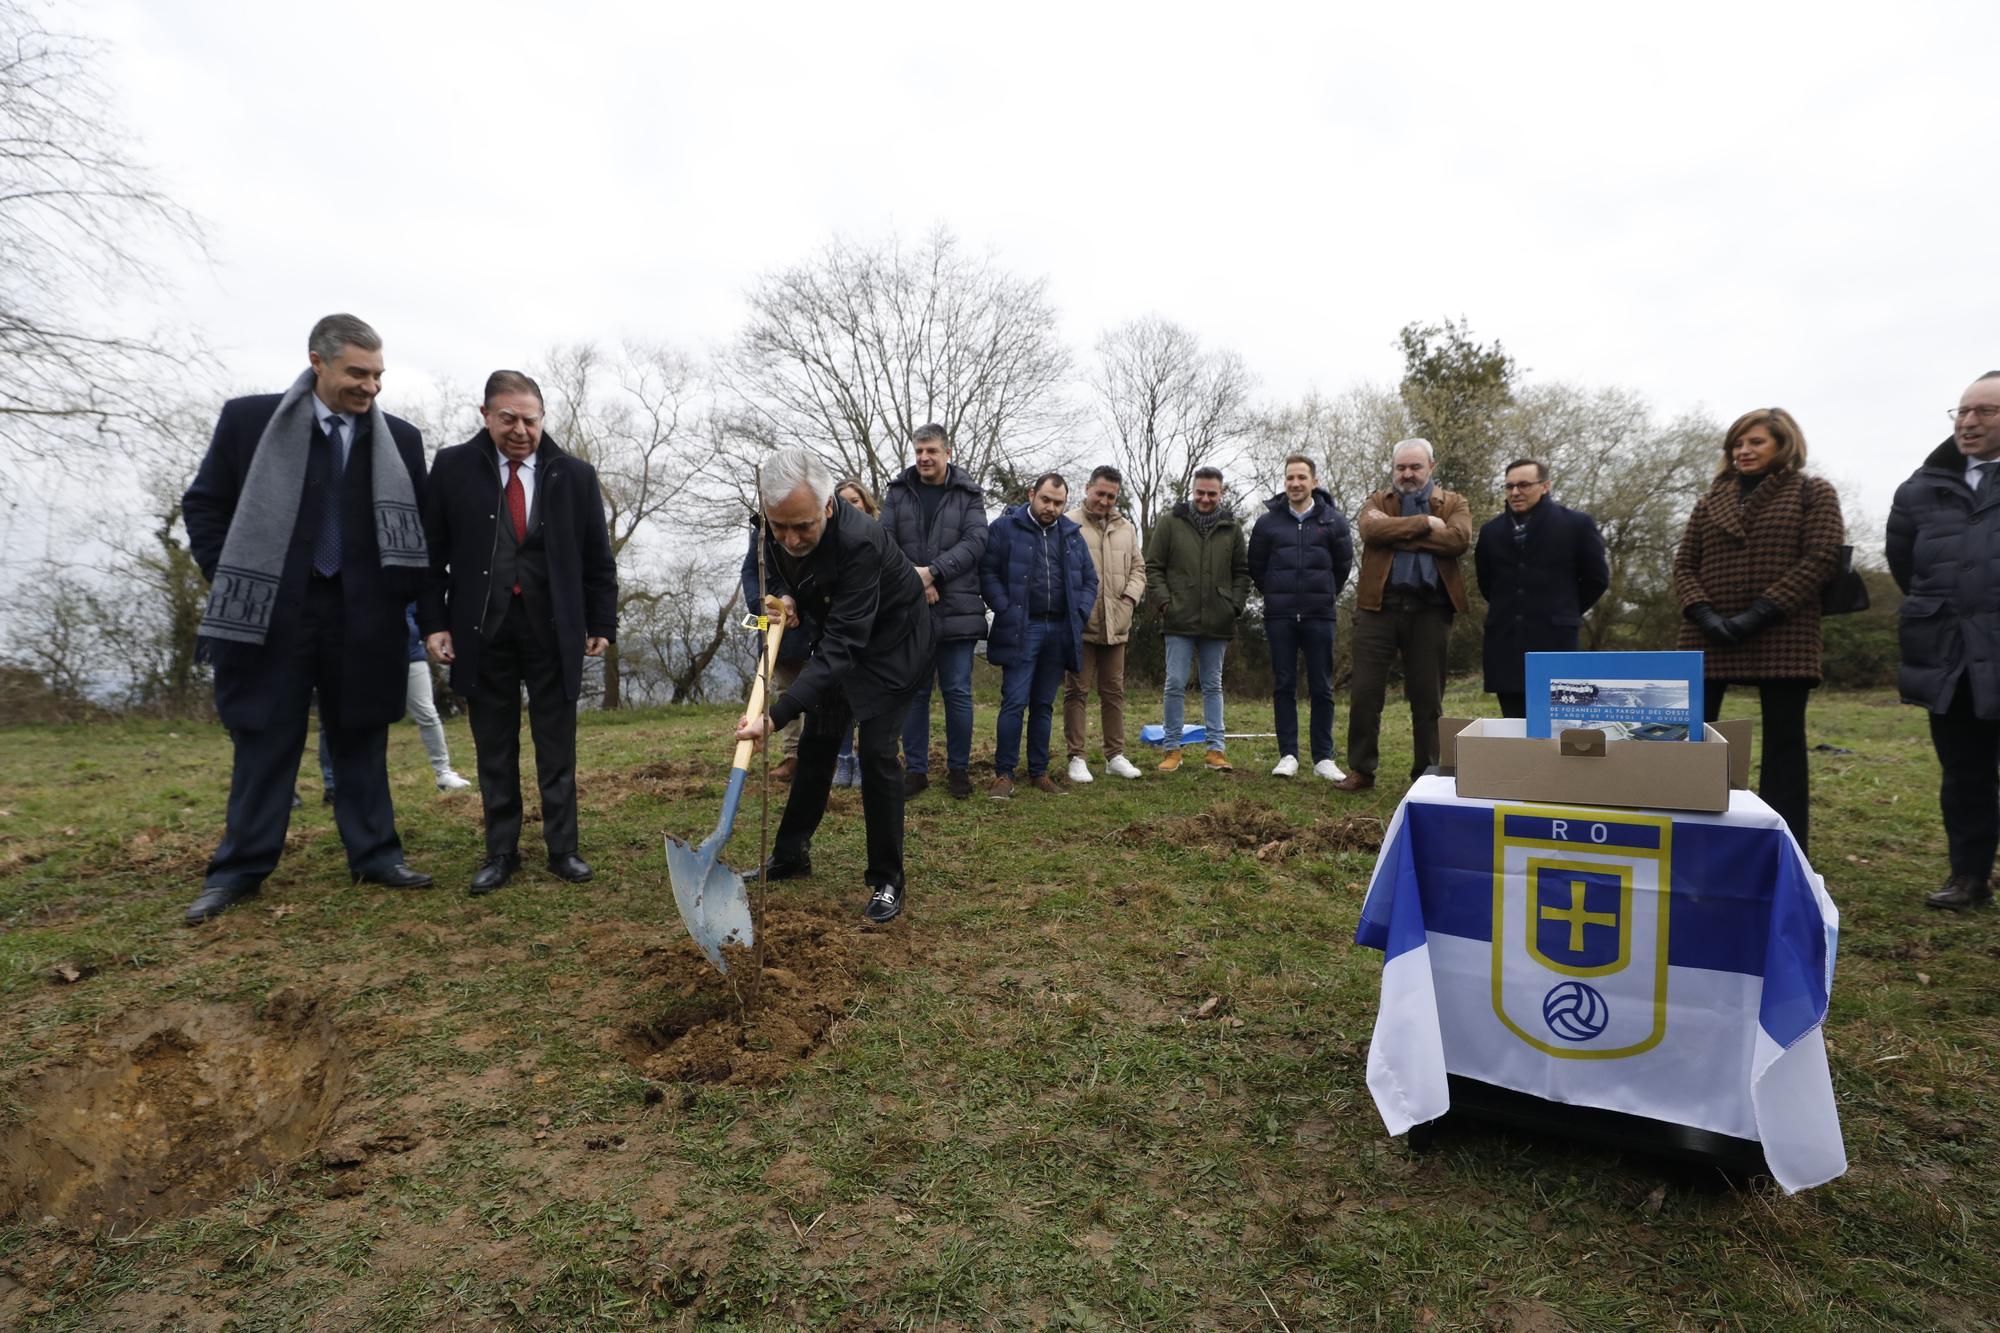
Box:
[1143,502,1251,639]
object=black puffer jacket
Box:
[1888,438,2000,715]
[879,464,990,641]
[1248,488,1353,620]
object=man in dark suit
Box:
[735,447,935,924]
[1473,457,1611,717]
[418,371,618,896]
[181,313,434,924]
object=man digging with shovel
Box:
[733,448,935,924]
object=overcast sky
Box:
[49,0,2000,534]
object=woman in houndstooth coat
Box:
[1673,408,1846,853]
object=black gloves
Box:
[1723,597,1784,641]
[1688,603,1740,645]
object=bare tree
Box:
[720,226,1074,500]
[1501,383,1718,649]
[617,555,748,705]
[540,340,712,708]
[1091,316,1255,534]
[1248,384,1413,519]
[0,1,206,476]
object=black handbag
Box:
[1821,544,1870,616]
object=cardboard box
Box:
[1437,717,1753,814]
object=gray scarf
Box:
[196,368,428,649]
[1190,502,1227,536]
[1388,480,1441,595]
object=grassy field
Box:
[0,680,1995,1331]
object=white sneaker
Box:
[1106,753,1142,779]
[1067,756,1095,784]
[1313,759,1346,782]
[1271,754,1299,778]
[436,771,472,791]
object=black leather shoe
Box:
[547,852,594,883]
[760,853,812,881]
[903,771,929,798]
[947,769,971,800]
[469,853,520,896]
[184,883,258,925]
[356,863,433,890]
[863,881,904,924]
[1925,875,1993,910]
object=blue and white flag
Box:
[1355,776,1845,1193]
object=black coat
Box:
[761,499,935,728]
[183,394,428,731]
[1888,438,2000,715]
[879,464,991,641]
[1248,488,1353,620]
[1473,498,1610,694]
[416,432,617,702]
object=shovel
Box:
[666,609,787,974]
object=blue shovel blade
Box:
[666,833,755,974]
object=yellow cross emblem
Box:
[1539,879,1617,953]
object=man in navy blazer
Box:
[181,314,434,924]
[1473,458,1610,717]
[418,371,617,896]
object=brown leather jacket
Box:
[1354,485,1473,612]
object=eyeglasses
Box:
[1950,406,2000,422]
[487,409,543,429]
[1501,481,1545,491]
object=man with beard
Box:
[879,422,989,800]
[1334,438,1472,791]
[737,448,935,923]
[419,371,617,896]
[1474,458,1608,719]
[1143,466,1251,772]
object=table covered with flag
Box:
[1354,775,1845,1193]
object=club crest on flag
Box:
[1490,805,1672,1059]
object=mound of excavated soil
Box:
[622,906,874,1086]
[0,989,349,1230]
[1125,798,1385,861]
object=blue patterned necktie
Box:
[312,415,346,576]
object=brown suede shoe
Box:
[1029,775,1066,795]
[1203,751,1233,772]
[771,757,798,782]
[1158,749,1184,772]
[1331,771,1375,792]
[988,775,1015,801]
[1925,875,1993,910]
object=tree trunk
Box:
[602,640,622,709]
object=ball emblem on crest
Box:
[1542,981,1609,1041]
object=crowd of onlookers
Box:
[169,314,2000,924]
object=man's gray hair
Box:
[308,313,381,361]
[1392,437,1435,463]
[760,447,836,508]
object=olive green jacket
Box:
[1143,502,1251,640]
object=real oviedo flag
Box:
[1354,776,1845,1193]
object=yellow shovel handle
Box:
[731,600,790,772]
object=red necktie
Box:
[506,461,527,593]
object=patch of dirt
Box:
[620,906,875,1086]
[1125,798,1385,861]
[0,988,351,1230]
[601,758,718,805]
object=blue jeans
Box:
[903,637,976,775]
[1266,616,1336,762]
[1163,634,1227,751]
[994,619,1067,778]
